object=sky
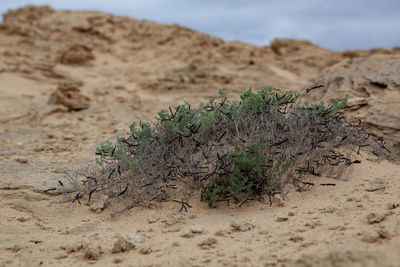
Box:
[1,0,400,51]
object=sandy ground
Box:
[1,5,400,267]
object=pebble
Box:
[15,158,28,164]
[276,216,289,222]
[289,235,304,242]
[84,245,103,261]
[387,203,399,210]
[305,220,322,229]
[230,222,252,231]
[366,212,390,224]
[127,233,146,244]
[113,258,123,264]
[366,177,387,191]
[139,246,152,255]
[112,83,126,90]
[361,231,380,243]
[63,135,74,141]
[112,236,136,253]
[214,230,225,236]
[147,212,160,224]
[191,225,203,234]
[198,238,217,249]
[90,195,109,214]
[180,232,194,238]
[114,123,128,133]
[17,217,30,222]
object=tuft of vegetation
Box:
[59,87,387,215]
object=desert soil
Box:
[1,5,400,267]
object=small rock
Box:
[63,135,74,141]
[84,246,103,261]
[377,228,391,239]
[127,233,146,244]
[198,238,217,249]
[113,258,123,264]
[54,253,69,259]
[366,177,387,191]
[33,146,46,152]
[90,195,109,214]
[274,194,285,207]
[6,245,22,253]
[112,237,135,253]
[64,243,87,254]
[180,232,194,238]
[48,83,90,111]
[387,203,399,210]
[319,206,337,214]
[289,235,304,242]
[370,177,388,185]
[366,212,389,224]
[112,83,126,90]
[276,216,289,222]
[139,246,152,255]
[191,225,203,234]
[366,184,385,191]
[17,217,30,222]
[214,230,225,236]
[239,224,251,231]
[288,212,295,216]
[305,220,322,229]
[60,45,94,65]
[230,222,252,232]
[361,231,380,243]
[147,212,160,224]
[162,212,185,226]
[15,158,28,164]
[171,242,180,246]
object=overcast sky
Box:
[1,0,400,51]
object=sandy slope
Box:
[1,5,400,267]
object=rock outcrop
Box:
[313,54,400,160]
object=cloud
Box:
[1,0,399,50]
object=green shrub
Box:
[60,87,385,215]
